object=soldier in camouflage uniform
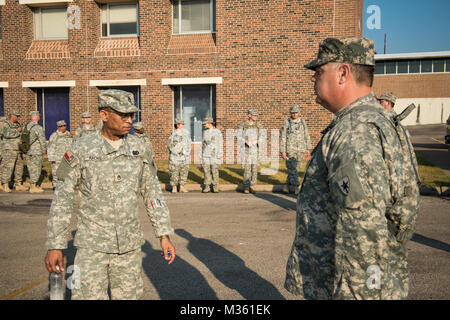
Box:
[237,108,264,194]
[132,121,155,159]
[0,116,5,170]
[73,112,97,141]
[378,92,397,111]
[48,120,73,188]
[26,111,47,193]
[280,104,312,195]
[285,38,420,300]
[201,117,223,193]
[167,119,191,193]
[1,110,28,192]
[44,89,175,300]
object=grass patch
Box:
[24,152,449,188]
[415,151,450,188]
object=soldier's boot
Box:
[3,183,11,193]
[282,184,290,194]
[179,185,188,193]
[171,186,178,193]
[243,186,250,194]
[14,183,29,192]
[29,184,44,193]
[202,186,210,193]
[212,185,219,193]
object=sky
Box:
[363,0,450,54]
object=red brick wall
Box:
[0,0,362,159]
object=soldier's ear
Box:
[99,109,109,123]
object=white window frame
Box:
[172,0,215,35]
[33,6,68,40]
[100,2,139,38]
[173,84,215,143]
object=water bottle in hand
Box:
[50,271,64,300]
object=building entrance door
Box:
[36,87,70,139]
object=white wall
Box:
[394,98,450,126]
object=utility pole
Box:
[384,33,387,54]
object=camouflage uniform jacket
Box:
[74,124,97,140]
[285,93,420,300]
[280,117,312,155]
[167,129,191,164]
[237,120,264,162]
[48,130,73,162]
[202,128,223,165]
[1,120,21,151]
[46,131,174,253]
[26,121,47,155]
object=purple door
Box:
[36,88,70,140]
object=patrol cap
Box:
[132,121,144,130]
[305,37,375,70]
[30,111,40,117]
[203,117,214,124]
[248,108,259,116]
[56,120,67,127]
[378,92,397,105]
[174,118,185,125]
[98,89,139,113]
[82,111,91,118]
[9,109,21,116]
[290,104,300,113]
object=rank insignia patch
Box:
[338,176,350,195]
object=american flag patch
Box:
[64,151,75,164]
[150,199,164,209]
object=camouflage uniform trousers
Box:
[285,152,304,187]
[202,163,219,187]
[26,154,43,184]
[169,161,189,187]
[71,247,143,300]
[1,150,24,184]
[242,149,258,187]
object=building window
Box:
[433,59,445,73]
[173,85,216,142]
[446,59,450,72]
[173,0,215,34]
[385,61,396,74]
[397,60,408,74]
[101,3,139,37]
[34,7,68,40]
[408,60,420,74]
[374,61,384,75]
[421,59,432,73]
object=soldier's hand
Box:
[160,238,176,265]
[281,152,287,160]
[45,250,64,273]
[18,127,22,132]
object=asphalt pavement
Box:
[0,190,448,300]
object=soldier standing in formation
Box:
[1,110,27,192]
[47,120,73,189]
[26,111,47,193]
[280,104,312,195]
[0,116,5,171]
[44,89,175,300]
[237,108,264,194]
[201,117,223,193]
[167,119,191,193]
[73,112,97,141]
[132,121,154,157]
[284,37,420,300]
[378,92,397,111]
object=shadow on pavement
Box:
[176,228,286,300]
[141,240,218,299]
[411,233,450,253]
[252,192,297,211]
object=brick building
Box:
[373,51,450,126]
[0,0,363,159]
